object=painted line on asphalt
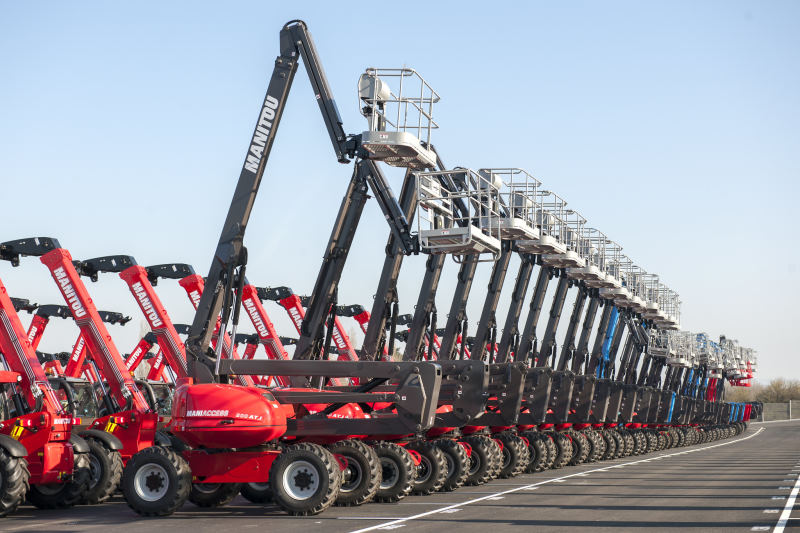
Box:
[774,465,800,533]
[349,427,765,533]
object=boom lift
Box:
[110,20,449,516]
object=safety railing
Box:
[416,168,502,260]
[358,68,440,169]
[481,168,542,242]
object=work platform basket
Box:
[481,168,542,242]
[540,208,586,269]
[416,168,502,260]
[567,229,615,287]
[359,68,439,169]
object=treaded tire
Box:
[189,482,242,507]
[521,431,548,472]
[372,442,414,503]
[406,440,447,495]
[643,431,657,453]
[270,442,340,516]
[28,451,90,509]
[271,442,340,516]
[611,430,626,458]
[567,431,589,466]
[240,482,273,503]
[541,432,558,469]
[620,431,635,456]
[631,431,646,456]
[600,430,617,460]
[435,439,469,492]
[80,438,123,505]
[462,435,497,486]
[497,433,530,478]
[122,446,191,517]
[584,430,604,463]
[552,432,573,469]
[327,439,380,506]
[0,449,29,517]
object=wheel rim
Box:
[415,455,432,483]
[379,457,399,490]
[88,453,102,489]
[282,460,320,501]
[193,483,221,494]
[340,457,364,493]
[468,450,481,475]
[134,463,170,502]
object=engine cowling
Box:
[168,383,287,449]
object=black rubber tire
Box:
[462,435,497,486]
[189,482,242,507]
[584,430,605,463]
[611,428,625,459]
[372,442,414,503]
[406,440,447,495]
[0,449,29,517]
[644,430,658,453]
[567,431,589,466]
[552,432,573,469]
[488,438,503,478]
[435,439,469,492]
[80,438,123,505]
[270,442,340,516]
[156,430,187,453]
[240,482,272,503]
[632,431,646,455]
[28,451,91,509]
[521,431,549,473]
[497,433,530,478]
[656,431,667,450]
[600,430,618,460]
[327,439,380,506]
[621,430,635,456]
[541,432,558,469]
[122,446,191,517]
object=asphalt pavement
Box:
[5,420,799,533]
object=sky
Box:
[0,1,797,383]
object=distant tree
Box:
[726,378,800,403]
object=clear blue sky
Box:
[1,1,797,382]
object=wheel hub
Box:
[341,460,363,493]
[415,456,432,483]
[134,463,170,502]
[380,458,399,490]
[282,460,320,501]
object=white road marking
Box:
[774,464,800,533]
[764,509,780,513]
[349,427,765,533]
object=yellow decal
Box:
[10,425,24,440]
[104,420,118,433]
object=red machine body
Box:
[39,249,158,461]
[169,380,287,448]
[0,277,80,485]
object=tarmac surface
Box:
[5,419,799,533]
